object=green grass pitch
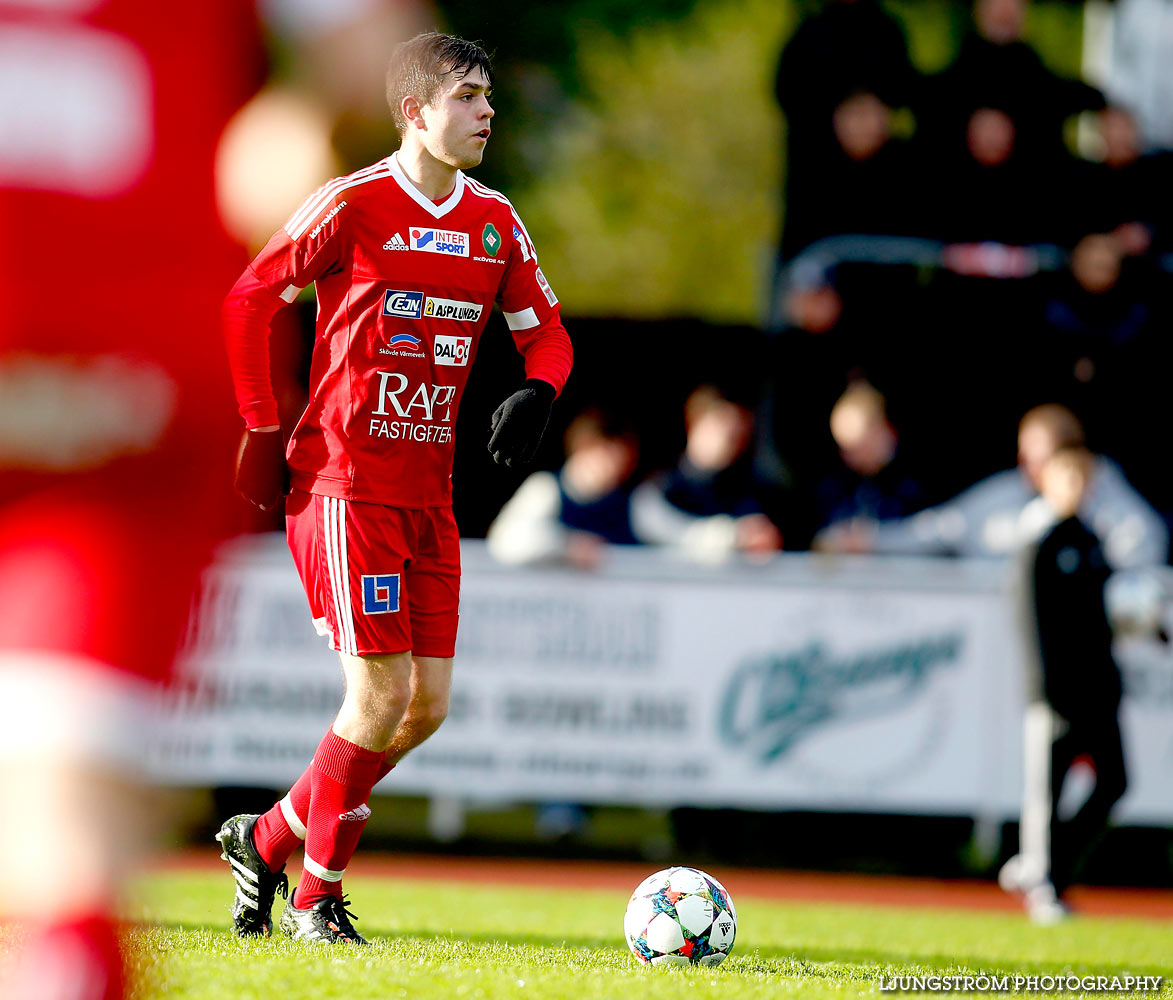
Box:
[129,870,1171,999]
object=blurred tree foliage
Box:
[435,0,1085,324]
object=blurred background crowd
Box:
[229,0,1172,573]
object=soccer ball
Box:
[623,866,737,967]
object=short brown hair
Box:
[386,32,493,136]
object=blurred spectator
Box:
[922,0,1104,169]
[855,404,1167,568]
[1001,446,1128,923]
[631,386,781,562]
[487,409,640,569]
[1075,107,1173,258]
[929,104,1058,245]
[811,383,927,547]
[775,0,916,259]
[1038,234,1150,411]
[781,91,921,256]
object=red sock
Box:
[293,729,383,909]
[253,755,396,871]
[1,916,124,1000]
[252,767,311,870]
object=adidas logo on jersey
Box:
[382,233,409,250]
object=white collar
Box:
[387,151,464,219]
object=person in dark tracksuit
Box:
[1001,445,1128,923]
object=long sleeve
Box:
[222,266,288,428]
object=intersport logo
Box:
[410,228,469,257]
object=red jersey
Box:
[225,152,573,508]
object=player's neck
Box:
[395,143,459,202]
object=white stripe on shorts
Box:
[323,496,356,655]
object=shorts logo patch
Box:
[361,573,401,615]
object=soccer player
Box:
[0,2,255,997]
[218,33,573,944]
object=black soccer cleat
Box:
[279,894,367,945]
[215,813,289,937]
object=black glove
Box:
[488,378,555,467]
[235,427,289,510]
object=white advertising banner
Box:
[149,538,1173,824]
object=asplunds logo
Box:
[410,228,469,257]
[434,335,472,367]
[423,297,483,322]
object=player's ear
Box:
[402,95,426,131]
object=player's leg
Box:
[245,651,432,882]
[1050,712,1128,897]
[277,650,412,944]
[380,507,459,769]
[383,655,453,767]
[1001,701,1074,922]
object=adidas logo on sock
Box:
[338,804,372,822]
[382,232,409,250]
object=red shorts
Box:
[286,489,461,658]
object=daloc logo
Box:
[718,633,963,763]
[434,335,472,367]
[383,289,424,318]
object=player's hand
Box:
[235,426,288,510]
[488,379,555,468]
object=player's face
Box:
[420,67,494,170]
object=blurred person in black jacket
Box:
[1001,445,1128,923]
[632,386,782,562]
[487,409,641,570]
[775,0,917,259]
[811,382,927,549]
[922,0,1104,169]
[781,91,922,257]
[1076,106,1173,258]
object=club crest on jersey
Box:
[482,222,501,257]
[383,289,424,318]
[410,228,469,257]
[434,335,472,367]
[424,297,484,322]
